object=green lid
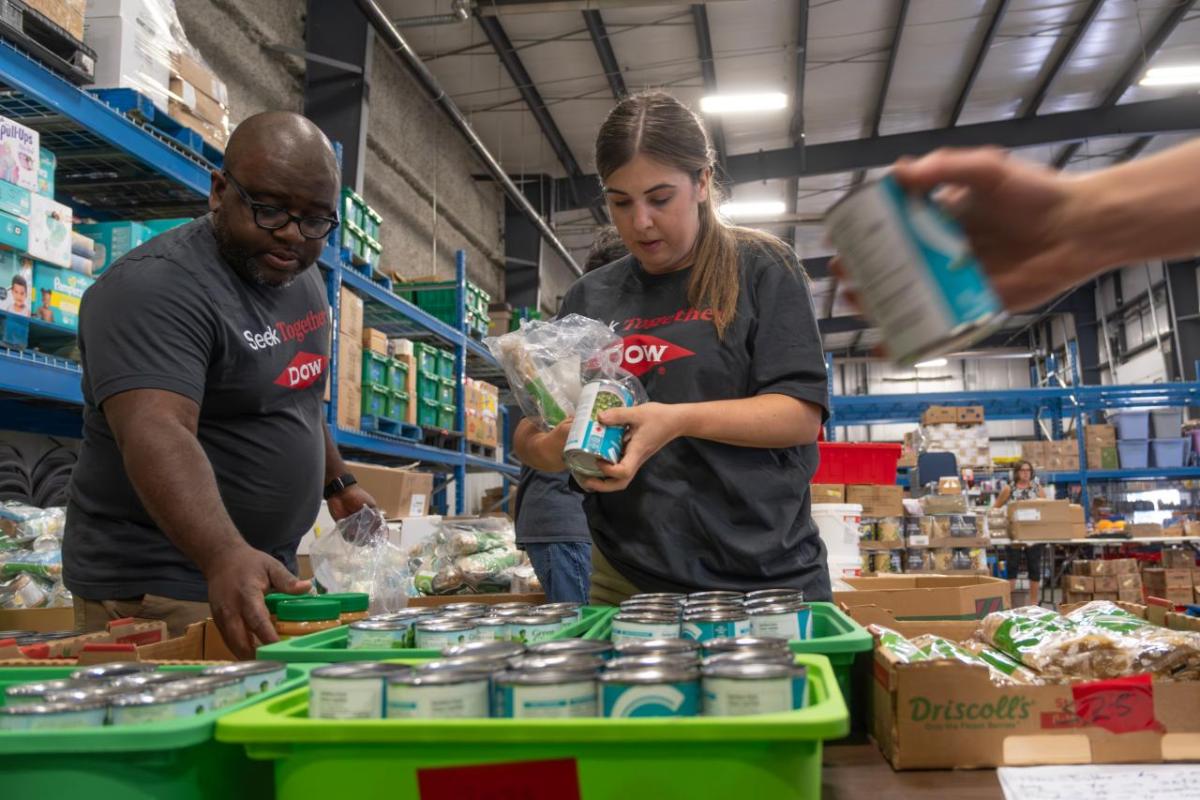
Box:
[276,598,341,622]
[264,593,306,614]
[322,592,370,614]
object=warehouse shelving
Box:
[0,37,517,513]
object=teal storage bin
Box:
[414,342,439,375]
[416,369,440,403]
[387,390,408,423]
[361,351,390,386]
[437,402,456,430]
[0,664,307,799]
[437,376,456,406]
[387,358,409,393]
[437,348,455,380]
[416,396,439,427]
[361,383,390,419]
[216,652,847,800]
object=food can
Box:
[348,618,415,650]
[599,667,700,718]
[610,613,681,645]
[701,662,808,716]
[308,663,411,720]
[509,654,605,673]
[629,592,686,604]
[492,601,534,611]
[824,173,1005,366]
[681,609,751,642]
[701,650,796,668]
[613,638,702,658]
[563,379,635,477]
[439,602,490,615]
[386,669,490,719]
[414,620,480,650]
[370,608,436,647]
[201,661,288,696]
[744,589,804,604]
[437,609,489,622]
[171,674,244,709]
[747,602,813,641]
[418,657,509,675]
[702,636,792,656]
[617,601,681,618]
[0,698,108,731]
[109,684,216,725]
[71,661,156,681]
[444,640,526,660]
[42,684,141,706]
[5,678,100,704]
[527,639,614,661]
[471,616,509,642]
[493,669,597,718]
[536,602,584,623]
[607,653,699,671]
[111,671,190,691]
[686,590,744,603]
[505,614,562,644]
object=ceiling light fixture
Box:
[700,92,788,114]
[913,357,949,369]
[719,201,786,219]
[1139,65,1200,86]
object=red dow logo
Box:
[275,352,327,389]
[621,334,694,377]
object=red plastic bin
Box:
[813,442,902,485]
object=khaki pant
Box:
[589,546,642,606]
[74,594,211,638]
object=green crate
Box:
[437,376,456,406]
[437,348,455,380]
[0,664,308,799]
[361,382,390,419]
[415,369,440,403]
[387,390,408,423]
[437,402,456,430]
[416,396,439,427]
[364,240,382,269]
[216,652,845,800]
[414,342,439,375]
[387,358,408,393]
[339,187,359,228]
[256,606,609,664]
[361,351,390,386]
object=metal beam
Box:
[1020,0,1104,117]
[870,0,910,137]
[582,10,626,100]
[786,0,809,248]
[1052,141,1081,170]
[948,0,1009,127]
[1119,135,1154,161]
[544,94,1200,207]
[1101,0,1192,108]
[1165,259,1200,384]
[474,10,606,224]
[691,4,727,172]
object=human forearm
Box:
[514,418,570,471]
[671,394,823,448]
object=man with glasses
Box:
[65,112,375,658]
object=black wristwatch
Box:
[323,472,358,499]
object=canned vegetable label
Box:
[825,173,1004,366]
[681,617,751,643]
[386,675,490,719]
[701,665,808,716]
[507,616,562,644]
[748,604,813,641]
[563,379,635,477]
[600,675,700,718]
[494,675,597,718]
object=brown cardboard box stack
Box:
[336,287,363,430]
[362,327,388,356]
[344,460,433,518]
[1022,440,1079,472]
[1142,565,1195,606]
[24,0,85,40]
[1007,499,1086,540]
[465,377,500,450]
[1062,558,1142,604]
[918,421,990,468]
[1084,424,1119,470]
[845,484,905,518]
[168,52,231,149]
[811,483,845,503]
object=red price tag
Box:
[1071,673,1161,734]
[418,758,581,800]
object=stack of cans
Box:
[0,661,288,731]
[611,590,812,646]
[346,601,585,651]
[308,634,808,720]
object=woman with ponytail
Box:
[515,92,830,603]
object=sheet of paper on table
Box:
[999,764,1200,800]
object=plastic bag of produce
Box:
[867,624,929,664]
[959,640,1042,684]
[979,606,1154,680]
[310,506,411,613]
[1065,601,1200,680]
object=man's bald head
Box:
[224,111,339,180]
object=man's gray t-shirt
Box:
[64,215,331,602]
[514,465,590,545]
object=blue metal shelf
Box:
[332,427,462,468]
[464,453,519,478]
[1043,467,1200,483]
[0,346,81,404]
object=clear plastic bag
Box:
[310,507,411,613]
[407,517,531,595]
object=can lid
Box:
[416,619,477,632]
[6,678,98,698]
[44,684,141,703]
[109,671,189,690]
[701,650,796,668]
[746,602,806,615]
[614,612,679,624]
[496,669,597,686]
[201,661,286,678]
[607,654,699,671]
[312,663,413,680]
[614,638,701,656]
[527,639,612,657]
[171,674,241,693]
[370,608,433,622]
[681,608,748,622]
[599,666,698,685]
[389,668,491,687]
[702,662,806,680]
[111,683,214,706]
[687,591,744,601]
[491,602,533,610]
[418,656,509,673]
[440,602,489,612]
[276,598,341,622]
[629,593,685,603]
[321,592,370,613]
[351,618,411,631]
[443,640,526,659]
[744,588,804,601]
[702,636,791,654]
[506,614,561,625]
[70,661,156,681]
[0,699,108,715]
[509,654,604,672]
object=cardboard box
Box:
[84,12,172,108]
[811,483,845,504]
[170,50,229,107]
[1086,446,1119,470]
[1084,424,1117,444]
[362,327,389,355]
[1130,523,1164,538]
[336,381,360,430]
[338,286,363,336]
[0,209,28,253]
[921,405,959,425]
[1118,572,1142,589]
[1163,550,1195,569]
[76,220,153,272]
[0,115,40,192]
[833,574,1010,621]
[166,102,228,149]
[345,460,433,519]
[0,605,76,633]
[921,495,968,515]
[1008,500,1085,541]
[23,0,86,40]
[1062,574,1093,593]
[0,180,31,220]
[845,484,904,517]
[957,405,984,425]
[1161,588,1195,606]
[1064,590,1094,605]
[1092,575,1118,593]
[27,193,71,268]
[395,353,417,423]
[168,75,228,127]
[336,332,362,388]
[1142,568,1193,591]
[32,263,93,329]
[854,603,1200,770]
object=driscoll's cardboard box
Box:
[834,574,1010,620]
[850,604,1200,769]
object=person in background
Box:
[994,460,1046,605]
[515,92,829,604]
[514,226,629,603]
[0,274,29,316]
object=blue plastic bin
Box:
[1117,439,1150,469]
[1111,411,1150,440]
[1151,409,1184,438]
[1151,438,1187,468]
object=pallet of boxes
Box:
[1061,558,1143,604]
[852,483,907,576]
[899,477,990,576]
[334,287,363,430]
[917,405,990,469]
[1143,548,1198,607]
[464,377,500,457]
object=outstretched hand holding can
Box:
[576,402,686,493]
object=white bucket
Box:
[812,503,863,569]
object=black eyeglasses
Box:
[223,171,339,240]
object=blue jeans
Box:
[524,542,592,604]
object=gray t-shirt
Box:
[514,465,590,545]
[64,215,331,602]
[559,243,831,599]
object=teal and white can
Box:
[171,675,243,709]
[537,602,583,624]
[613,638,701,659]
[109,684,215,725]
[563,379,635,478]
[470,616,509,642]
[506,614,562,644]
[414,620,479,650]
[386,669,490,719]
[748,602,813,641]
[681,609,751,643]
[702,636,791,656]
[493,670,597,718]
[611,613,680,645]
[308,663,411,720]
[444,640,526,660]
[348,618,414,650]
[370,608,435,647]
[824,173,1005,366]
[528,638,614,661]
[599,667,700,718]
[201,661,288,696]
[0,698,108,731]
[701,663,808,716]
[701,649,795,668]
[509,654,605,674]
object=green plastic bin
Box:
[0,664,309,799]
[437,376,456,406]
[256,606,610,663]
[437,403,456,430]
[416,397,439,427]
[361,351,390,386]
[387,390,409,423]
[361,383,390,419]
[414,342,439,375]
[416,369,440,403]
[437,348,455,380]
[216,652,846,800]
[387,358,408,393]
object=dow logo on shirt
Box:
[274,352,327,390]
[621,334,695,377]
